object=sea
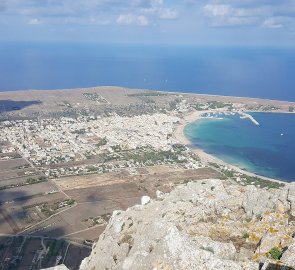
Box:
[0,42,295,101]
[185,113,295,182]
[0,42,295,181]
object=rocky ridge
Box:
[46,179,295,270]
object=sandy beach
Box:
[174,110,237,166]
[174,110,286,184]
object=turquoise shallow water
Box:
[184,112,295,182]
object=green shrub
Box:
[67,199,75,205]
[96,137,107,147]
[38,176,47,181]
[243,232,249,239]
[223,170,234,178]
[269,247,283,260]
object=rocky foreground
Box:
[47,179,295,270]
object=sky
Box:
[0,0,295,46]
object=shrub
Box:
[38,176,47,181]
[95,137,107,147]
[269,247,283,260]
[243,232,249,239]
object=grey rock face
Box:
[286,183,295,216]
[281,241,295,267]
[43,179,295,270]
[242,185,280,216]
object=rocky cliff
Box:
[46,179,295,270]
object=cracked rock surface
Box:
[45,179,295,270]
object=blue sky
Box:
[0,0,295,46]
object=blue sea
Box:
[1,42,295,101]
[184,113,295,182]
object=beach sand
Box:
[174,110,286,184]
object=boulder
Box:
[281,241,295,267]
[256,233,281,254]
[141,196,151,205]
[43,266,69,270]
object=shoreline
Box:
[174,110,287,185]
[164,90,295,105]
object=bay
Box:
[184,112,295,182]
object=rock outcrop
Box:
[44,179,295,270]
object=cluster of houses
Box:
[0,114,194,177]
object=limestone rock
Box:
[42,179,295,270]
[79,180,262,270]
[43,265,68,270]
[281,241,295,267]
[237,247,254,261]
[156,190,165,199]
[287,183,295,216]
[257,233,281,254]
[141,195,151,205]
[242,185,277,216]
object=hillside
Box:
[45,178,295,270]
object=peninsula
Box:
[0,86,295,269]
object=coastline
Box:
[174,110,287,185]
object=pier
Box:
[240,113,260,126]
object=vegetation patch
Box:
[83,92,108,103]
[127,92,168,97]
[239,174,285,189]
[243,232,250,239]
[268,247,283,260]
[95,137,107,148]
[40,199,75,217]
[207,101,233,110]
[71,128,86,134]
[0,176,47,191]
